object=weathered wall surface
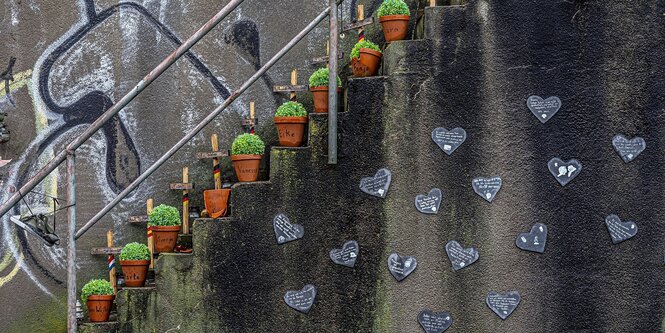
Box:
[4,0,665,332]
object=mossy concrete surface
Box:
[99,1,665,332]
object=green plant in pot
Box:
[231,133,265,182]
[350,39,382,77]
[377,0,411,42]
[119,242,151,287]
[81,279,115,322]
[274,101,308,147]
[148,204,181,253]
[309,67,342,113]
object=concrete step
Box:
[382,40,432,76]
[78,321,119,333]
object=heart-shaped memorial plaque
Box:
[418,310,453,333]
[360,168,392,198]
[516,223,548,253]
[486,291,521,320]
[472,176,502,202]
[387,253,417,282]
[548,158,582,186]
[527,95,561,123]
[612,134,646,163]
[431,127,467,155]
[415,188,442,214]
[605,214,637,244]
[445,240,479,271]
[284,284,317,314]
[329,240,359,268]
[273,213,304,245]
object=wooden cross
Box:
[89,231,119,293]
[170,167,193,234]
[430,0,436,6]
[310,40,344,65]
[273,69,307,101]
[342,5,374,39]
[241,102,258,134]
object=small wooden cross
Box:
[170,167,194,234]
[273,69,308,101]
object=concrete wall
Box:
[0,0,370,331]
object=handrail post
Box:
[327,0,339,165]
[66,151,77,333]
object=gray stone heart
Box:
[387,253,417,282]
[605,214,637,244]
[415,188,442,214]
[273,213,304,244]
[284,284,317,314]
[516,223,548,253]
[612,134,646,163]
[445,240,479,271]
[472,176,502,202]
[548,158,582,186]
[431,127,467,155]
[359,168,392,198]
[527,95,561,123]
[486,291,521,320]
[329,240,359,268]
[418,310,453,333]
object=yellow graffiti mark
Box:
[0,250,12,271]
[0,69,33,98]
[0,252,23,288]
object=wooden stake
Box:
[358,5,365,42]
[211,134,221,190]
[107,230,116,294]
[146,198,155,269]
[249,101,256,134]
[289,69,298,101]
[326,40,330,68]
[430,0,436,6]
[182,167,190,234]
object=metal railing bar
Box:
[75,4,335,240]
[327,0,339,164]
[0,0,245,219]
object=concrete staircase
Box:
[81,2,665,332]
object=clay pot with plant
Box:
[81,279,115,322]
[378,0,411,42]
[309,67,342,113]
[148,204,181,253]
[119,242,151,287]
[231,133,265,182]
[274,101,308,147]
[351,40,383,77]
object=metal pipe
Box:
[0,0,245,219]
[327,0,339,165]
[76,5,334,240]
[66,152,77,333]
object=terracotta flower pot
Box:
[119,260,150,287]
[352,48,382,77]
[310,86,342,113]
[231,154,262,182]
[274,116,308,147]
[379,15,410,42]
[203,189,231,218]
[152,225,181,253]
[87,295,115,322]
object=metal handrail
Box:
[0,1,341,332]
[75,4,337,239]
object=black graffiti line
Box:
[84,0,96,21]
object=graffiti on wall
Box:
[0,0,275,297]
